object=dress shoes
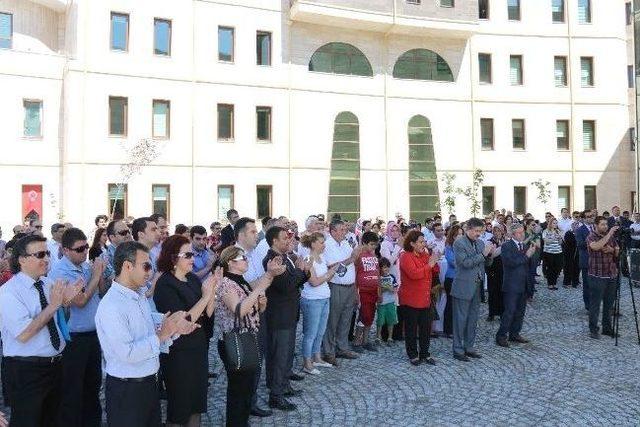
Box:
[465,351,482,359]
[268,396,297,411]
[421,357,437,365]
[509,335,530,344]
[453,353,470,362]
[496,337,510,348]
[250,406,273,417]
[322,354,339,367]
[336,350,359,360]
[589,331,600,339]
[284,387,303,397]
[289,373,305,381]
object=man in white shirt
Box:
[0,234,81,426]
[427,223,446,256]
[557,208,574,237]
[46,223,66,270]
[321,220,362,366]
[95,241,195,427]
[630,212,640,248]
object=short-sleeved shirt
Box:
[301,256,330,300]
[356,250,380,291]
[380,274,398,305]
[48,256,98,332]
[586,232,619,278]
[215,275,260,334]
[323,235,355,285]
[0,272,66,357]
[630,222,640,241]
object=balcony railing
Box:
[289,0,478,38]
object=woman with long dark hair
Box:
[88,227,108,262]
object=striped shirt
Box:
[542,229,563,254]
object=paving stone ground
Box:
[3,278,640,426]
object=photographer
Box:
[586,217,620,340]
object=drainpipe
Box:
[567,2,576,210]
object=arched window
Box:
[408,115,440,220]
[328,112,360,221]
[393,49,454,82]
[309,43,373,77]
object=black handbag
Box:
[222,303,259,373]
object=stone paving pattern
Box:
[3,279,640,426]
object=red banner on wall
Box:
[22,185,42,221]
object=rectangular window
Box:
[580,57,594,87]
[630,127,636,151]
[217,185,234,220]
[108,184,128,220]
[256,185,273,219]
[479,0,490,19]
[558,186,571,212]
[552,0,565,23]
[512,119,525,149]
[556,120,569,150]
[218,26,234,62]
[584,185,597,210]
[256,106,272,142]
[23,100,43,138]
[514,186,527,214]
[110,12,129,52]
[583,120,595,151]
[478,53,492,84]
[256,31,271,66]
[152,184,170,221]
[154,19,171,56]
[482,186,495,215]
[554,56,567,87]
[578,0,591,23]
[480,118,494,150]
[217,104,234,141]
[109,96,128,136]
[0,12,12,49]
[152,100,170,139]
[629,65,635,88]
[626,2,632,26]
[510,55,523,85]
[508,0,521,21]
[441,0,454,7]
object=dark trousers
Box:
[443,278,454,335]
[105,375,160,427]
[218,341,256,427]
[4,357,62,427]
[59,332,102,427]
[402,306,432,359]
[588,275,616,334]
[496,292,527,340]
[543,252,563,288]
[581,268,590,309]
[251,314,267,409]
[266,327,295,398]
[562,253,579,287]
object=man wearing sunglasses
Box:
[47,223,67,271]
[0,234,82,426]
[132,217,162,309]
[49,228,106,427]
[95,241,198,427]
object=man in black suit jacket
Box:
[496,224,536,347]
[220,209,240,250]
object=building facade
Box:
[0,0,636,233]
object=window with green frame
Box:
[393,49,454,82]
[309,43,373,77]
[327,112,360,221]
[408,115,440,220]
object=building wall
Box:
[0,0,635,236]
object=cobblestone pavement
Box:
[3,279,640,426]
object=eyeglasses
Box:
[24,250,50,259]
[117,230,131,236]
[231,255,248,262]
[68,244,89,253]
[177,252,195,260]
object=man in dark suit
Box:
[607,205,631,277]
[496,224,536,347]
[220,209,240,250]
[575,210,594,310]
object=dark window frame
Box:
[512,119,526,150]
[256,106,272,142]
[556,120,570,150]
[110,12,130,52]
[152,99,171,139]
[0,12,13,49]
[23,99,43,138]
[109,96,128,137]
[218,26,235,63]
[108,183,128,220]
[479,53,492,84]
[217,103,235,141]
[256,185,273,220]
[256,31,272,66]
[151,184,171,222]
[153,18,172,56]
[480,118,494,150]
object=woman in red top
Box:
[399,230,439,366]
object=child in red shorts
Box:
[354,231,381,352]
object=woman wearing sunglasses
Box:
[153,235,219,427]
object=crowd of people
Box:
[0,204,635,426]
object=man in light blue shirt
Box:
[49,227,106,427]
[95,241,197,427]
[103,219,132,283]
[132,217,161,311]
[190,225,215,280]
[0,234,81,426]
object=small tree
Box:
[461,169,484,218]
[440,172,460,216]
[531,179,551,211]
[111,138,163,219]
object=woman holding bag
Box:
[215,246,270,427]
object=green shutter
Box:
[328,112,360,219]
[408,115,440,220]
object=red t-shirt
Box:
[356,250,380,292]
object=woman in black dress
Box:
[154,235,218,427]
[486,225,506,321]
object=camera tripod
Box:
[612,237,640,346]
